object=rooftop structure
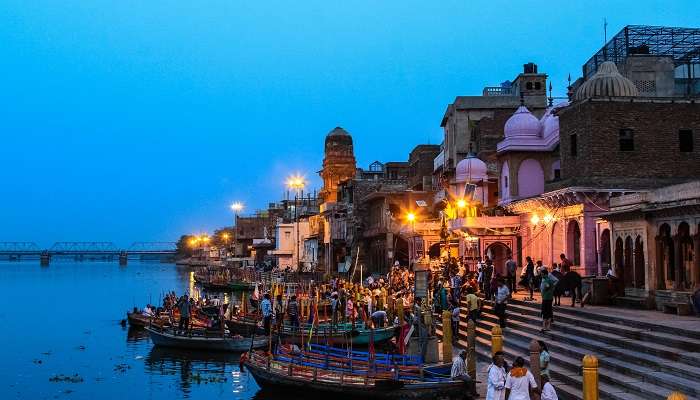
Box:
[583,25,700,96]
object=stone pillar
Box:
[673,235,682,290]
[441,311,452,363]
[692,234,700,289]
[529,340,541,389]
[467,319,476,380]
[655,236,664,290]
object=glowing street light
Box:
[406,212,416,222]
[286,175,306,190]
[230,202,244,213]
[456,199,467,209]
[286,174,306,271]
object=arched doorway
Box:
[600,229,611,270]
[551,222,564,267]
[657,224,674,290]
[634,236,645,289]
[486,242,510,276]
[394,236,409,268]
[678,222,693,290]
[428,243,441,259]
[567,220,581,266]
[624,236,634,288]
[614,237,624,284]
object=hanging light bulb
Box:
[530,214,540,225]
[543,213,553,224]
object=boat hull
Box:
[127,312,150,328]
[281,326,395,346]
[244,360,467,399]
[146,327,269,352]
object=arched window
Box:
[678,222,693,289]
[600,229,611,269]
[517,159,544,198]
[624,236,633,288]
[551,221,564,267]
[657,223,674,289]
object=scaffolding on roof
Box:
[583,25,700,79]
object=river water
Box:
[0,260,295,400]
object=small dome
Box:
[325,126,353,148]
[456,155,488,183]
[327,126,350,137]
[504,106,542,138]
[574,61,638,101]
[540,101,568,139]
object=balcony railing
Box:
[482,86,513,96]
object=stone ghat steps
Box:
[475,303,700,379]
[506,297,700,341]
[493,300,700,352]
[434,298,700,400]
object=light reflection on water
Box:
[0,261,261,400]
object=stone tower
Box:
[319,126,356,203]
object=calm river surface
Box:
[0,261,308,400]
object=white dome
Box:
[574,61,638,101]
[504,105,542,138]
[456,155,488,183]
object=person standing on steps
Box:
[505,255,517,295]
[483,258,494,300]
[538,340,551,380]
[465,286,481,322]
[486,351,507,400]
[540,269,558,332]
[505,356,539,400]
[450,300,461,343]
[559,253,572,273]
[523,257,535,300]
[540,375,559,400]
[494,278,510,328]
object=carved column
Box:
[693,234,700,289]
[655,236,664,290]
[673,235,682,290]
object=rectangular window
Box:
[570,134,577,157]
[619,129,634,151]
[679,129,693,152]
[554,169,561,180]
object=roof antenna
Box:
[567,73,573,101]
[603,18,608,43]
[548,81,554,106]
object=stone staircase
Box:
[435,297,700,400]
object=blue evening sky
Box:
[1,1,697,246]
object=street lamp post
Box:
[286,175,306,272]
[230,202,244,256]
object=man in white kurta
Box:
[486,351,506,400]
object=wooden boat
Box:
[126,311,151,328]
[242,350,469,399]
[225,315,265,336]
[198,280,253,292]
[280,322,395,346]
[146,325,269,352]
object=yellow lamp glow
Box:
[222,233,230,240]
[543,214,553,224]
[456,199,467,209]
[530,214,540,225]
[406,213,416,222]
[286,175,306,190]
[230,202,244,212]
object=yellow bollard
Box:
[467,319,476,380]
[582,355,599,400]
[491,325,503,355]
[442,310,453,363]
[667,392,687,400]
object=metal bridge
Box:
[0,242,177,265]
